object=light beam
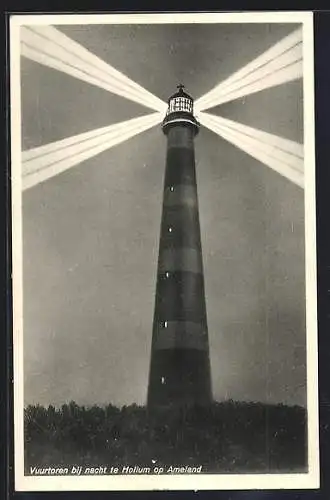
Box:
[195,28,303,112]
[22,112,163,190]
[20,25,167,113]
[199,112,304,187]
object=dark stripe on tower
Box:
[154,272,206,322]
[147,92,212,409]
[148,349,211,407]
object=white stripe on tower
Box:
[20,25,167,114]
[195,27,303,111]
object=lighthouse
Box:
[147,85,212,409]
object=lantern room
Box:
[162,84,200,135]
[167,84,194,114]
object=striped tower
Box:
[147,85,212,409]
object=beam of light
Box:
[20,25,167,114]
[22,112,163,191]
[200,113,304,160]
[199,112,304,188]
[195,28,303,112]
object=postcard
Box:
[10,11,319,491]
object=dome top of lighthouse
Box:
[167,84,194,103]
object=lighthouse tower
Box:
[147,85,212,409]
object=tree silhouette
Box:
[24,401,307,474]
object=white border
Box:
[11,11,319,492]
[10,11,314,25]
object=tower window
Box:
[168,227,173,233]
[165,272,170,278]
[170,186,174,191]
[164,321,168,328]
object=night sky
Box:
[20,22,307,408]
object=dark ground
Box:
[24,401,307,474]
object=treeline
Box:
[24,400,307,473]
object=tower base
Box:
[147,348,212,409]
